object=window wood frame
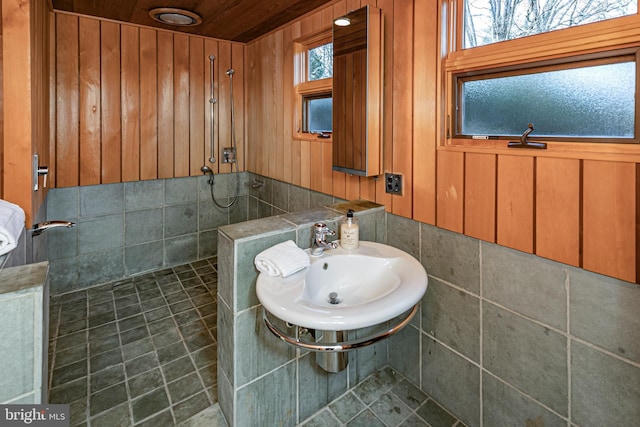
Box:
[294,29,333,142]
[441,1,640,162]
[452,53,638,143]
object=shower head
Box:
[226,68,235,76]
[201,165,214,183]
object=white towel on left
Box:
[0,199,25,256]
[254,240,310,278]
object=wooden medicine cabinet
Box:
[332,5,383,177]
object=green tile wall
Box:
[46,174,249,294]
[387,217,640,426]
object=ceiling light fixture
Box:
[334,17,351,26]
[149,8,202,26]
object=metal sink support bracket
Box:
[262,304,418,372]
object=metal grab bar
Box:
[262,304,419,352]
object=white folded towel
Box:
[254,240,310,278]
[0,199,25,256]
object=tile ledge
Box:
[0,261,49,295]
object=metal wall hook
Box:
[508,123,547,149]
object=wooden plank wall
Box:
[1,0,50,224]
[246,0,638,284]
[52,12,245,188]
[32,0,51,219]
[246,0,438,219]
[0,5,4,200]
[438,151,638,283]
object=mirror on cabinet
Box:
[332,5,383,177]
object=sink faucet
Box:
[311,223,338,256]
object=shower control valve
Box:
[222,147,236,163]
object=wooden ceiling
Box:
[51,0,334,43]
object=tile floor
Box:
[47,257,464,427]
[48,258,219,426]
[300,367,466,427]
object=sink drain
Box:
[328,292,342,305]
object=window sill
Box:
[441,138,640,163]
[295,132,332,143]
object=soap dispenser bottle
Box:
[340,209,359,250]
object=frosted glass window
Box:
[464,0,637,48]
[459,60,635,139]
[304,95,332,133]
[309,43,333,81]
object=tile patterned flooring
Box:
[301,367,465,427]
[48,258,219,427]
[48,257,464,427]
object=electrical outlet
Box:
[385,173,402,194]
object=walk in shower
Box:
[48,260,219,425]
[201,55,241,210]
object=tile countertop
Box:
[0,262,48,295]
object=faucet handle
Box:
[314,223,328,233]
[314,223,335,235]
[311,223,337,256]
